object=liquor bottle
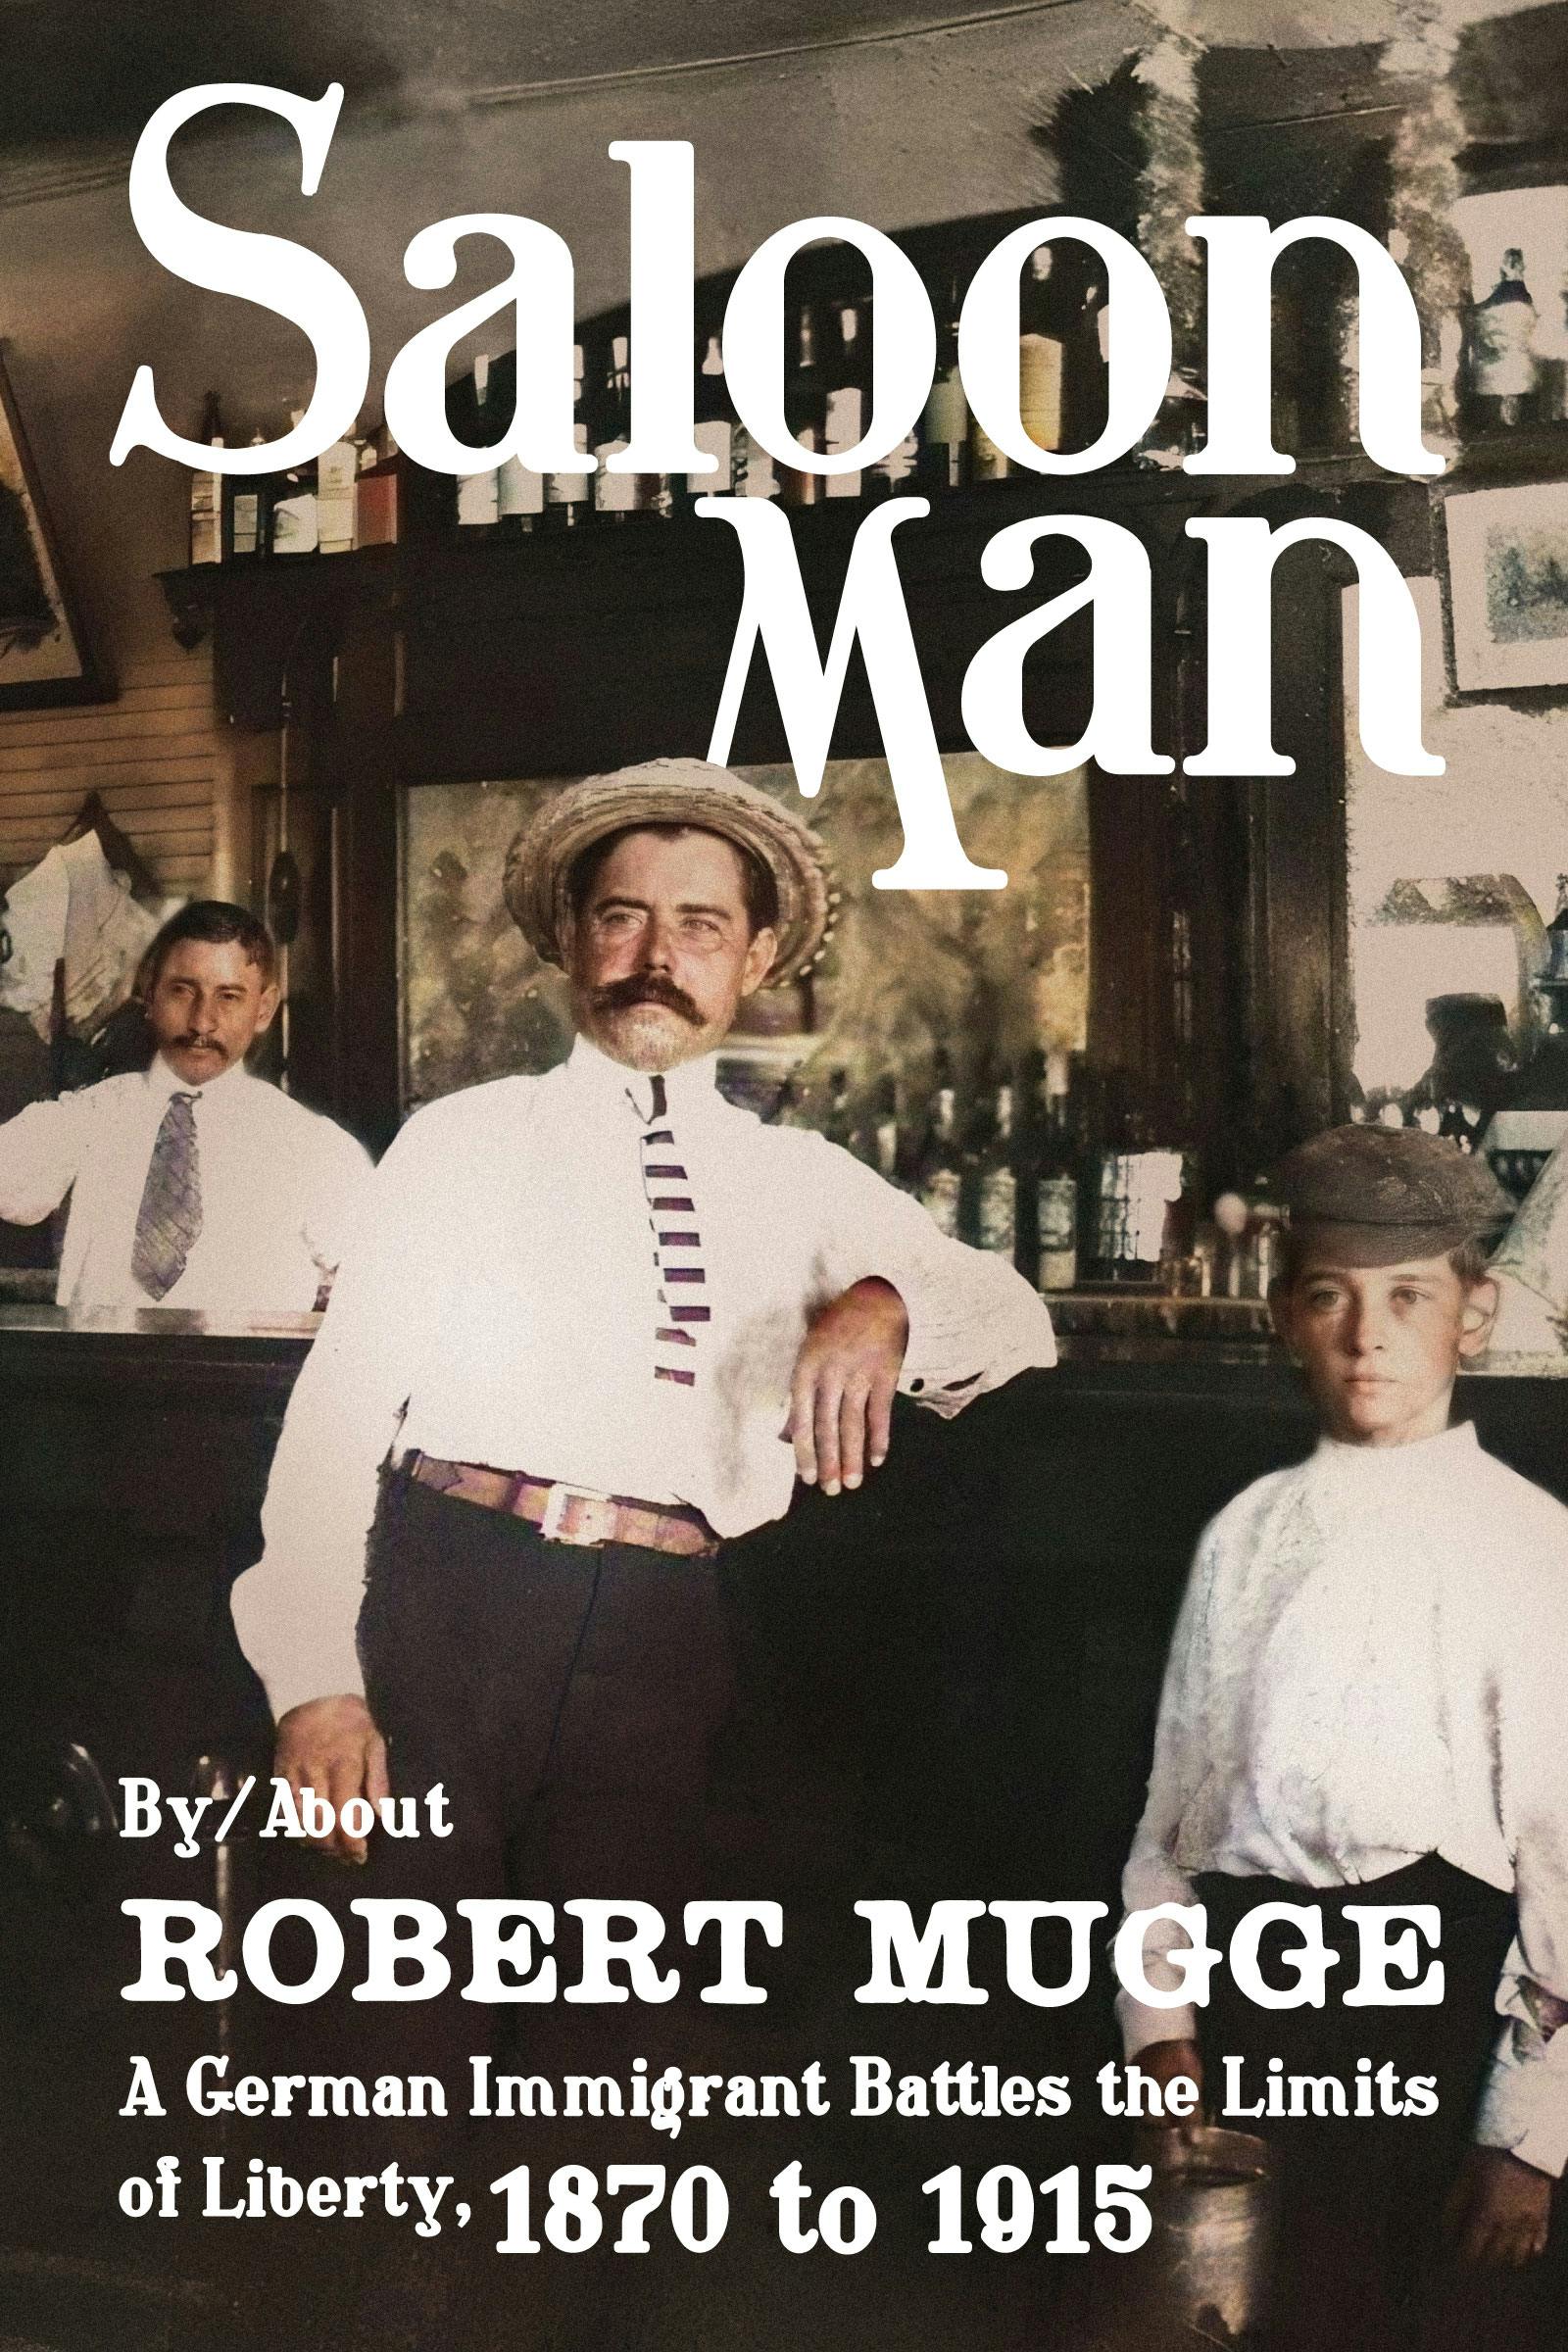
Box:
[863,293,919,502]
[918,278,969,493]
[543,343,594,529]
[1067,269,1109,453]
[968,393,1009,483]
[687,330,737,512]
[317,417,363,553]
[870,1072,902,1184]
[592,333,671,521]
[188,392,224,565]
[778,305,826,510]
[454,354,502,535]
[220,428,271,561]
[1019,244,1066,456]
[270,408,320,555]
[970,1079,1018,1259]
[823,300,868,498]
[914,1052,963,1237]
[353,424,403,549]
[822,1067,855,1152]
[483,349,543,533]
[1035,1049,1080,1293]
[736,424,779,500]
[1465,248,1540,431]
[592,333,636,522]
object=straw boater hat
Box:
[503,757,837,987]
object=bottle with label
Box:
[270,408,320,556]
[543,344,594,530]
[318,419,363,553]
[221,428,271,561]
[353,424,403,549]
[914,1052,963,1237]
[970,1080,1019,1259]
[1035,1049,1080,1293]
[485,350,544,533]
[1019,245,1067,457]
[822,1067,855,1153]
[918,278,969,493]
[453,354,502,535]
[189,392,224,565]
[593,333,670,521]
[778,305,826,510]
[687,330,737,512]
[823,300,868,498]
[863,295,920,503]
[870,1072,902,1185]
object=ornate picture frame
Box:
[0,345,103,709]
[1443,478,1568,696]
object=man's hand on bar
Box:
[786,1275,908,1497]
[273,1694,389,1866]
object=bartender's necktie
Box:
[637,1073,707,1387]
[131,1091,203,1301]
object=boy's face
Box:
[1272,1250,1496,1448]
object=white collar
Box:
[1309,1418,1479,1494]
[562,1033,721,1126]
[146,1052,249,1106]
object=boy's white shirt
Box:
[1118,1419,1568,2178]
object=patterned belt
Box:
[407,1452,720,1558]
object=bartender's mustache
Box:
[592,972,702,1025]
[172,1032,226,1054]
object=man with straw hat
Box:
[233,759,1055,1912]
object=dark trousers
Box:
[1198,1856,1559,2351]
[360,1466,738,1912]
[240,1470,755,2347]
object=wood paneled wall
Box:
[0,651,226,901]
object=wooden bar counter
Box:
[2,1302,1561,1898]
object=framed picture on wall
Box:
[0,346,104,709]
[1443,478,1568,694]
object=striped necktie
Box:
[636,1073,708,1388]
[131,1089,203,1301]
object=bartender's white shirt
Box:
[233,1036,1057,1719]
[1119,1421,1568,2176]
[0,1054,370,1315]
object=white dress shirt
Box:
[1118,1421,1568,2176]
[0,1054,371,1316]
[232,1036,1056,1719]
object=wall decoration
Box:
[0,348,100,708]
[1451,185,1568,426]
[1445,479,1568,692]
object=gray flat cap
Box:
[1273,1124,1512,1266]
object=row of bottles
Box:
[439,264,1111,538]
[187,393,418,565]
[186,243,1114,564]
[782,1049,1086,1293]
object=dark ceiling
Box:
[0,0,1062,147]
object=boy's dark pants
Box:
[1198,1857,1560,2350]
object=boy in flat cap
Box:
[1118,1127,1568,2348]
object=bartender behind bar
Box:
[0,900,370,1315]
